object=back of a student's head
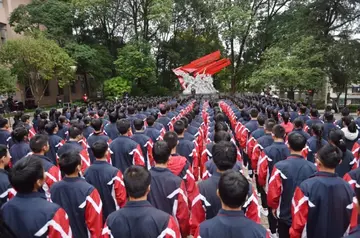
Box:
[214,131,231,143]
[21,114,30,123]
[257,115,266,126]
[300,106,307,114]
[98,110,105,118]
[214,113,225,123]
[343,116,357,133]
[9,156,44,194]
[163,131,178,150]
[180,117,189,129]
[173,120,185,135]
[45,121,58,135]
[153,141,171,164]
[91,140,108,159]
[310,108,318,118]
[146,115,155,126]
[282,112,290,124]
[341,107,350,117]
[160,107,167,115]
[317,144,342,169]
[134,119,144,131]
[272,125,285,139]
[12,126,28,143]
[288,133,306,152]
[59,151,81,175]
[218,170,249,208]
[128,106,135,115]
[265,119,276,132]
[68,126,83,139]
[116,119,131,135]
[0,144,9,166]
[215,122,229,133]
[91,118,103,131]
[124,165,151,198]
[324,111,334,122]
[109,112,118,123]
[0,117,8,129]
[293,117,304,129]
[249,108,259,118]
[30,134,49,153]
[212,141,236,171]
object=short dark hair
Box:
[249,108,259,118]
[116,119,131,135]
[214,122,229,133]
[212,141,237,171]
[341,107,350,117]
[109,112,118,123]
[134,119,144,131]
[180,117,189,128]
[293,118,304,128]
[146,116,155,126]
[265,119,276,132]
[310,108,318,117]
[273,125,285,139]
[68,126,83,139]
[153,141,171,164]
[30,134,49,153]
[9,156,44,193]
[163,132,178,150]
[91,140,108,159]
[45,121,58,135]
[83,116,91,125]
[127,106,135,115]
[174,120,185,135]
[0,118,8,128]
[324,111,334,122]
[98,110,105,117]
[160,107,167,115]
[288,132,306,152]
[58,151,81,175]
[21,114,30,122]
[318,144,342,169]
[218,170,249,208]
[0,144,8,158]
[12,126,28,143]
[214,131,231,143]
[124,165,151,198]
[91,118,103,131]
[257,115,266,126]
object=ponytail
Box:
[312,123,323,151]
[328,129,347,153]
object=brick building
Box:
[0,0,84,107]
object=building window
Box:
[0,24,6,45]
[71,83,76,94]
[352,87,360,93]
[57,83,64,95]
[25,86,33,99]
[44,83,50,96]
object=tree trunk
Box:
[288,89,295,100]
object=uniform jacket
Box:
[290,172,357,238]
[102,200,180,238]
[144,126,162,142]
[267,155,317,226]
[335,149,357,178]
[87,132,111,164]
[50,177,103,238]
[288,129,311,141]
[57,140,91,174]
[303,136,328,163]
[251,134,274,171]
[9,142,31,165]
[194,210,268,238]
[322,122,338,141]
[0,169,13,207]
[202,160,242,180]
[84,160,126,221]
[1,192,71,237]
[147,167,190,237]
[104,123,119,140]
[83,126,95,139]
[109,135,144,173]
[156,115,171,131]
[0,129,11,147]
[57,125,69,140]
[131,132,154,169]
[46,134,64,165]
[177,138,198,179]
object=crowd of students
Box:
[0,95,359,238]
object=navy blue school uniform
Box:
[347,225,360,237]
[305,136,328,163]
[291,172,356,238]
[344,167,360,191]
[144,126,161,142]
[194,209,268,238]
[257,134,274,150]
[109,135,144,173]
[9,141,31,165]
[204,160,242,179]
[290,111,299,122]
[289,128,311,140]
[84,160,126,221]
[268,155,317,229]
[0,169,11,207]
[187,125,200,136]
[245,120,259,134]
[167,111,177,120]
[305,118,323,129]
[336,118,344,128]
[322,122,338,141]
[127,114,138,132]
[103,200,180,238]
[298,114,310,122]
[100,118,109,127]
[57,140,83,156]
[184,131,195,142]
[104,122,119,140]
[46,134,64,165]
[335,149,356,178]
[87,132,111,163]
[0,129,11,147]
[50,177,103,237]
[57,124,69,140]
[251,127,265,139]
[147,167,190,237]
[156,115,171,131]
[1,192,71,237]
[83,125,95,139]
[177,137,196,165]
[356,117,360,129]
[154,121,165,131]
[131,132,153,167]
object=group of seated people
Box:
[0,94,359,238]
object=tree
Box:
[0,65,17,94]
[0,36,75,105]
[103,76,131,99]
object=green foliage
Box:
[0,65,17,94]
[103,77,131,99]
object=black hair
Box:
[0,144,8,158]
[160,107,167,115]
[45,121,58,135]
[29,134,49,153]
[343,116,357,133]
[173,120,185,135]
[257,115,266,126]
[146,116,156,126]
[214,122,229,133]
[310,108,318,117]
[152,141,171,164]
[127,106,135,115]
[9,156,44,193]
[341,107,350,117]
[39,112,48,120]
[98,110,105,117]
[91,140,108,159]
[134,119,144,131]
[288,132,306,152]
[163,132,178,150]
[124,165,151,198]
[76,113,83,121]
[214,131,231,143]
[116,119,131,135]
[68,126,83,139]
[214,113,225,122]
[328,129,347,153]
[318,144,342,169]
[58,151,81,175]
[20,114,30,123]
[218,170,249,208]
[265,119,276,132]
[249,108,259,118]
[109,112,118,123]
[91,118,103,131]
[312,123,324,151]
[300,106,307,114]
[293,117,304,129]
[282,112,290,124]
[0,118,8,128]
[212,141,237,171]
[37,119,48,134]
[324,111,334,122]
[273,125,286,139]
[180,117,189,128]
[49,108,56,121]
[12,126,28,143]
[83,116,91,126]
